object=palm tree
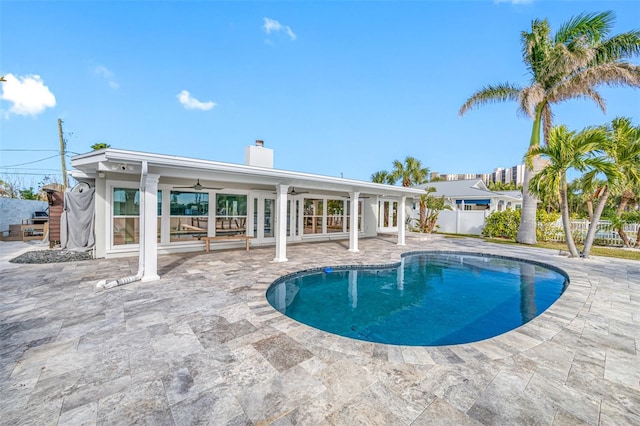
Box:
[571,174,603,221]
[391,156,429,187]
[582,118,640,256]
[607,117,640,244]
[527,125,609,257]
[370,170,395,185]
[459,11,640,245]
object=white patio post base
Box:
[273,184,289,262]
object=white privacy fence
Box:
[546,219,639,247]
[435,210,489,235]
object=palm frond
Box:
[593,30,640,63]
[522,19,552,79]
[371,170,391,184]
[554,11,614,45]
[542,40,595,86]
[574,62,640,89]
[518,84,545,118]
[459,83,522,116]
[549,84,606,113]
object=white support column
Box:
[397,196,406,246]
[348,191,360,252]
[142,173,160,282]
[273,184,289,262]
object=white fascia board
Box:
[70,148,425,198]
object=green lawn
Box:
[483,237,640,261]
[442,233,640,261]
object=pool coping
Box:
[250,248,589,365]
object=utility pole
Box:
[58,118,68,188]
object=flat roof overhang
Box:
[70,148,427,199]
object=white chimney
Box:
[245,140,274,168]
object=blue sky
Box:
[1,0,639,188]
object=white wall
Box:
[436,210,488,235]
[362,197,378,237]
[0,198,49,235]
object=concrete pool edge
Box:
[254,248,589,366]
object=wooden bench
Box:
[202,235,253,252]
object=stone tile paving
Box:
[1,236,639,425]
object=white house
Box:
[69,143,425,282]
[412,179,522,235]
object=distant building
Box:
[431,164,525,186]
[488,164,525,186]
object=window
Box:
[326,199,345,233]
[112,188,162,245]
[170,191,208,241]
[216,194,247,236]
[303,198,323,234]
[113,188,139,245]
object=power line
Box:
[0,167,61,171]
[0,171,62,177]
[1,154,60,168]
[0,149,60,152]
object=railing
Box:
[546,219,639,247]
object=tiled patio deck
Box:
[1,235,638,425]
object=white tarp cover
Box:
[61,187,95,252]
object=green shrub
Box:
[482,210,521,240]
[482,209,561,241]
[536,210,561,242]
[621,211,640,223]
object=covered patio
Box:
[69,146,425,282]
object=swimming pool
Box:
[266,252,569,346]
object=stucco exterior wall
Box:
[0,198,49,235]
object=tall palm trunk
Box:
[582,186,609,257]
[560,177,580,257]
[517,108,543,245]
[586,198,594,222]
[614,193,633,246]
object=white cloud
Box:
[0,73,56,117]
[177,90,216,111]
[263,17,296,41]
[92,65,119,89]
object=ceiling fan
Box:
[272,187,310,195]
[174,179,222,191]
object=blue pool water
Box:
[266,252,568,346]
